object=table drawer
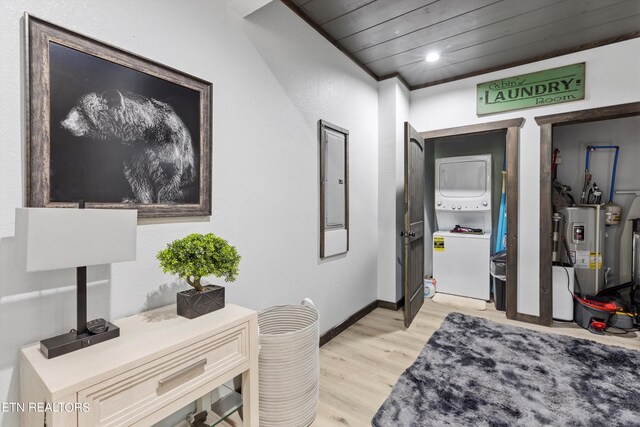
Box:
[78,323,248,426]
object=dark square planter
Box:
[177,285,225,319]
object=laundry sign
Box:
[476,63,585,115]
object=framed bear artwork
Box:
[25,14,212,218]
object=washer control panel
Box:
[436,198,491,211]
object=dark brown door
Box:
[403,122,425,327]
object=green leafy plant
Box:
[157,233,241,292]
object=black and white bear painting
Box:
[49,42,201,204]
[59,90,196,203]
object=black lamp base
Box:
[40,322,120,359]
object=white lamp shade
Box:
[15,208,137,272]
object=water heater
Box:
[560,206,605,296]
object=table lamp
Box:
[15,205,137,359]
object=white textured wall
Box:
[395,82,410,299]
[377,78,409,303]
[0,1,379,425]
[409,38,640,316]
[377,80,397,302]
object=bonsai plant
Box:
[157,233,241,319]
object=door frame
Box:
[535,101,640,326]
[419,117,524,321]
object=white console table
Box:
[20,304,259,426]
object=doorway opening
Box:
[402,119,523,327]
[424,130,506,279]
[536,102,640,326]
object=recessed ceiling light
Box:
[425,52,440,63]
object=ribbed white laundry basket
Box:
[258,298,319,427]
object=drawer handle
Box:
[158,359,207,388]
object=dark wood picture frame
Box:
[25,14,212,218]
[319,119,349,258]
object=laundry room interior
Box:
[418,111,640,329]
[549,115,640,330]
[423,130,507,306]
[3,1,640,425]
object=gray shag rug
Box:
[372,312,640,426]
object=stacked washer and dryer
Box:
[432,154,493,301]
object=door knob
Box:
[400,231,416,237]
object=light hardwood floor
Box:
[312,299,640,427]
